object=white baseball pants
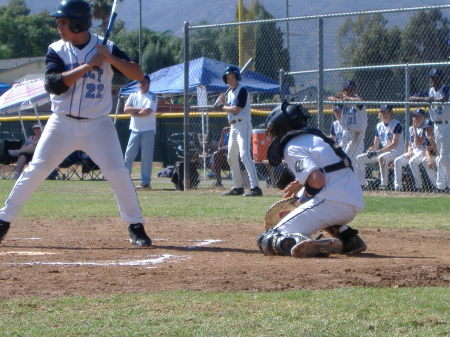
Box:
[275,198,360,236]
[356,150,400,187]
[0,114,144,225]
[227,121,259,189]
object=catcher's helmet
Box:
[222,65,241,84]
[51,0,92,33]
[266,101,310,139]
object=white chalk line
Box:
[9,254,189,267]
[186,239,223,249]
[0,251,57,256]
[3,239,222,267]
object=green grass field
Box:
[0,179,449,336]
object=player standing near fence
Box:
[0,0,152,247]
[327,80,367,168]
[219,66,262,197]
[410,68,450,193]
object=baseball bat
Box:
[93,0,123,71]
[213,58,254,108]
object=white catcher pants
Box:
[227,121,259,189]
[0,114,144,225]
[275,198,360,236]
[393,152,437,189]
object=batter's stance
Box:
[0,0,151,247]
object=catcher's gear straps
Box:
[257,229,310,256]
[268,128,353,172]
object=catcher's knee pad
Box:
[325,225,367,254]
[257,229,309,256]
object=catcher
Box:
[257,101,367,258]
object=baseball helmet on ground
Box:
[265,101,310,139]
[222,65,241,84]
[51,0,92,33]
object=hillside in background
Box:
[1,0,448,34]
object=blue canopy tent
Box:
[0,82,11,96]
[119,57,285,96]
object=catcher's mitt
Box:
[264,196,301,230]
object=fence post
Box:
[404,64,410,150]
[317,17,324,130]
[183,21,191,191]
[279,68,285,102]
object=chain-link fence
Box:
[181,4,450,193]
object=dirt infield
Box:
[0,218,449,298]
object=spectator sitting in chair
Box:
[8,123,42,179]
[356,105,404,190]
[211,126,230,187]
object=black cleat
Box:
[341,233,367,254]
[0,219,11,244]
[128,223,152,247]
[223,187,244,196]
[243,187,263,197]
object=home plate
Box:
[9,254,188,267]
[0,251,57,256]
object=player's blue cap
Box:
[412,108,426,116]
[333,104,343,111]
[380,104,393,112]
[343,80,356,89]
[428,68,443,78]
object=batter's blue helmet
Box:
[266,101,310,139]
[51,0,92,33]
[222,66,241,84]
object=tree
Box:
[112,28,182,75]
[400,9,450,95]
[90,0,112,32]
[337,14,403,101]
[0,1,58,58]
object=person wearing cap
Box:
[123,74,158,190]
[0,0,152,248]
[393,109,436,191]
[410,68,450,192]
[219,66,262,197]
[327,80,367,168]
[356,105,404,190]
[7,123,43,179]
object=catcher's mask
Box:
[266,101,310,139]
[222,65,241,84]
[51,0,92,33]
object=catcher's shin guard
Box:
[290,238,343,258]
[325,225,367,254]
[257,229,309,256]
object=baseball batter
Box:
[257,102,366,258]
[0,0,151,247]
[356,105,404,189]
[219,66,262,197]
[393,109,436,191]
[410,68,450,192]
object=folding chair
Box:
[56,151,84,180]
[80,153,104,181]
[0,139,22,180]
